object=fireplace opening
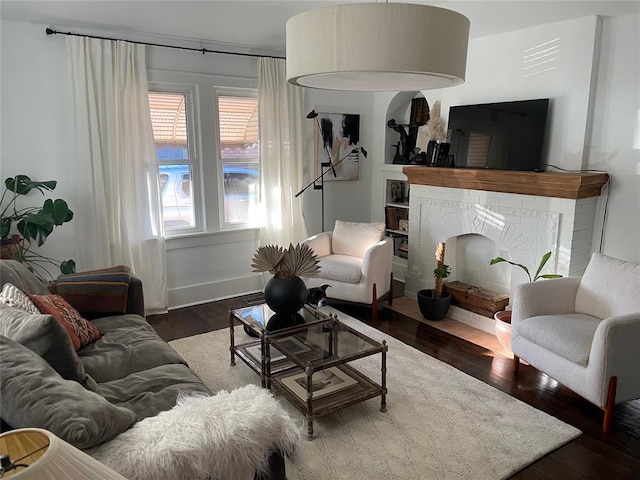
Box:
[447,233,509,296]
[442,233,511,319]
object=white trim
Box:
[168,274,264,310]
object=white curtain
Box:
[257,58,308,247]
[67,37,168,315]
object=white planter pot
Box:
[494,310,512,353]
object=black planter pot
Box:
[264,276,308,316]
[417,289,452,321]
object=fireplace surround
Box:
[402,167,609,333]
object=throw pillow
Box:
[0,260,51,295]
[0,335,136,449]
[0,306,100,392]
[0,283,40,314]
[28,294,102,350]
[332,220,385,258]
[52,272,132,314]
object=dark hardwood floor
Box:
[148,290,640,479]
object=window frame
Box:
[148,82,203,236]
[213,86,260,229]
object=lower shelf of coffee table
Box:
[269,363,383,418]
[233,340,297,377]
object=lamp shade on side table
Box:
[0,428,126,479]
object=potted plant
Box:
[417,242,452,321]
[489,251,562,352]
[251,243,320,328]
[1,175,76,282]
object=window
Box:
[217,94,260,225]
[148,91,196,231]
[148,82,260,234]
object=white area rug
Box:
[169,306,580,480]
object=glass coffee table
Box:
[229,303,329,387]
[266,316,388,440]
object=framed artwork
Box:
[314,112,361,182]
[281,366,358,401]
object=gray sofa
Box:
[0,259,298,479]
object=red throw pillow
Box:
[28,294,103,350]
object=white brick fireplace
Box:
[403,167,609,333]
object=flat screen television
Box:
[446,98,549,172]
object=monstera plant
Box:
[1,175,76,281]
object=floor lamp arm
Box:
[294,149,360,198]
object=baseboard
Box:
[447,305,495,334]
[168,274,263,310]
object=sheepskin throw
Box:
[88,384,301,480]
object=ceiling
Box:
[2,1,639,55]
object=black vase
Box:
[417,289,452,321]
[265,312,306,332]
[264,276,308,317]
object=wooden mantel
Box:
[402,167,609,199]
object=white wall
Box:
[587,13,640,263]
[371,14,640,276]
[1,21,77,267]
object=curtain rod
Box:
[45,27,286,60]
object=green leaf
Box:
[5,175,56,195]
[433,264,451,279]
[43,199,74,225]
[489,256,532,282]
[490,251,562,282]
[532,251,552,281]
[1,218,11,239]
[60,260,76,275]
[17,215,54,246]
[489,256,507,265]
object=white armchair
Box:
[301,220,393,322]
[511,252,640,431]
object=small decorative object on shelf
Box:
[410,97,430,125]
[389,181,405,203]
[426,100,446,143]
[397,238,409,259]
[385,206,408,232]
